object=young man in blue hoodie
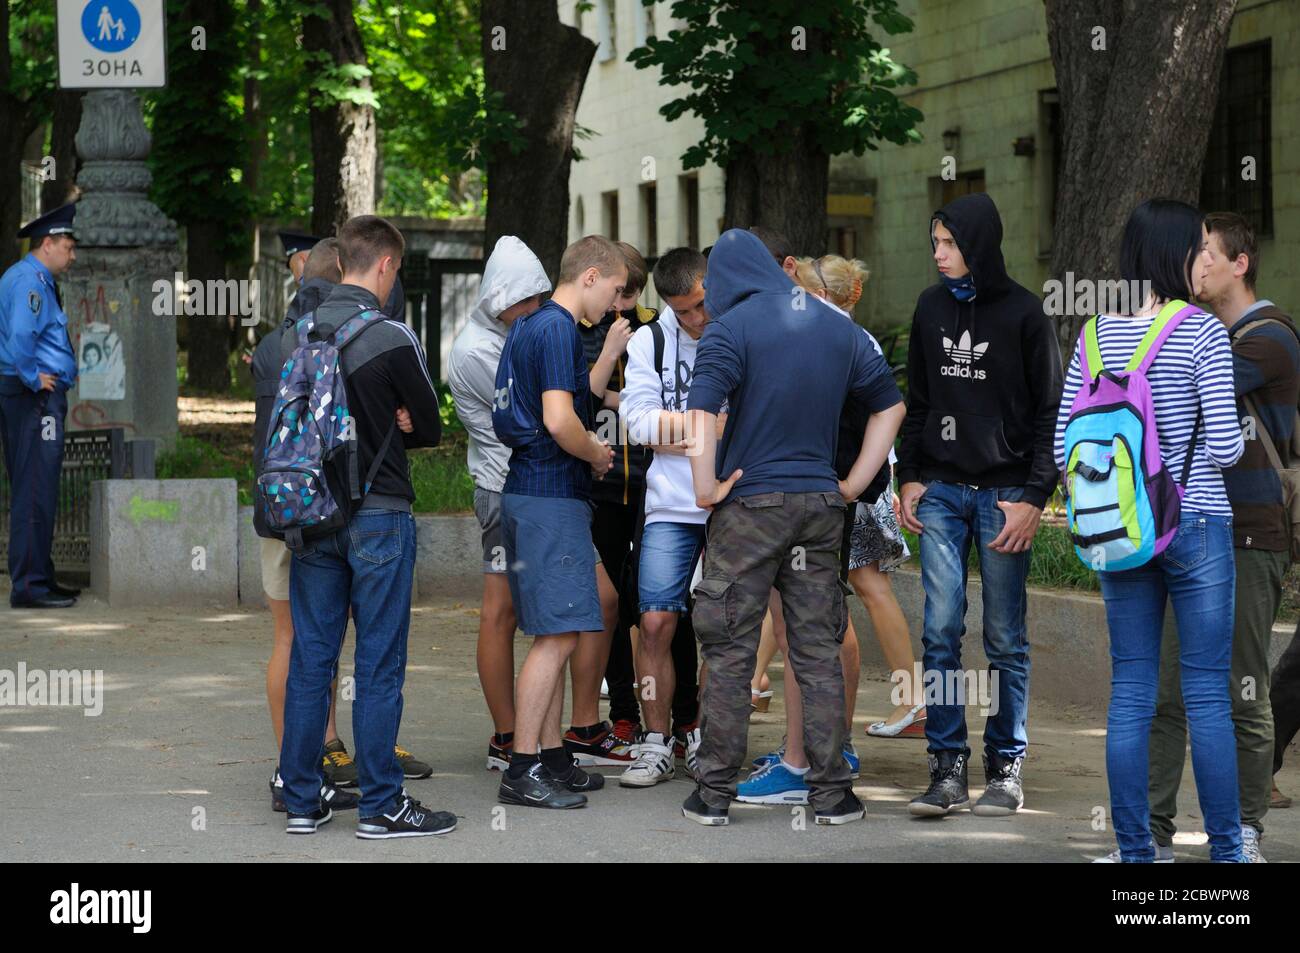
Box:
[683,229,905,826]
[895,192,1062,818]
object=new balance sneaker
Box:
[1092,841,1175,863]
[323,739,358,787]
[611,718,642,745]
[736,762,809,805]
[487,736,512,772]
[395,745,433,779]
[815,790,865,826]
[356,794,457,839]
[619,732,675,788]
[271,770,358,814]
[972,752,1024,816]
[498,761,588,809]
[563,721,639,766]
[682,788,729,826]
[550,757,606,792]
[1241,826,1267,863]
[286,806,332,834]
[843,740,860,780]
[908,748,970,817]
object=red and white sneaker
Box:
[563,721,640,766]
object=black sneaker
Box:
[973,752,1024,816]
[323,739,358,787]
[682,788,729,826]
[356,794,457,839]
[908,748,970,817]
[498,761,588,809]
[286,805,333,834]
[550,756,606,792]
[815,790,865,825]
[272,771,358,814]
[395,745,433,779]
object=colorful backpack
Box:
[1062,300,1201,571]
[258,309,395,551]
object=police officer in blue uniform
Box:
[0,204,80,608]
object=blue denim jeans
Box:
[1098,512,1242,862]
[917,481,1031,761]
[280,509,417,817]
[638,520,707,615]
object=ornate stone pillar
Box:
[62,90,180,448]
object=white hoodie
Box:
[447,236,551,493]
[622,307,720,525]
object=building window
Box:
[635,0,656,46]
[1037,88,1061,257]
[930,169,985,210]
[602,190,620,241]
[1201,40,1273,238]
[575,195,585,235]
[641,182,658,257]
[679,174,699,250]
[596,0,617,63]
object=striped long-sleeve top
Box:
[1054,309,1245,516]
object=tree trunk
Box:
[303,0,377,237]
[41,91,83,211]
[723,121,830,255]
[0,0,41,267]
[186,220,235,392]
[481,0,596,282]
[1045,0,1237,353]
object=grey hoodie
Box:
[447,236,551,493]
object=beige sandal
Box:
[750,689,773,713]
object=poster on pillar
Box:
[56,0,167,89]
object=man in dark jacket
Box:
[684,229,904,827]
[896,192,1062,819]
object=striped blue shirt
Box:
[501,301,593,499]
[1054,309,1245,516]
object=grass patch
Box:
[157,435,256,506]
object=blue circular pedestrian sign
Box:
[80,0,141,53]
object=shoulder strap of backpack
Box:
[1128,300,1199,375]
[1230,316,1300,458]
[331,308,386,350]
[650,320,666,380]
[351,421,398,501]
[1080,317,1102,381]
[1243,392,1285,472]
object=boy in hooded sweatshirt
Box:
[895,192,1062,819]
[683,229,905,826]
[448,236,552,771]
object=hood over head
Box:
[470,236,552,337]
[930,192,1010,299]
[703,228,795,320]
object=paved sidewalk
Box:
[1,593,1296,862]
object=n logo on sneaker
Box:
[940,331,989,380]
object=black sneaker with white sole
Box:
[550,757,606,792]
[908,748,970,817]
[682,788,729,826]
[972,752,1024,816]
[271,770,358,813]
[286,805,333,834]
[498,761,588,809]
[356,794,457,839]
[815,790,865,825]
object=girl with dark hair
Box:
[1055,199,1246,862]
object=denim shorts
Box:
[638,520,707,615]
[501,493,604,636]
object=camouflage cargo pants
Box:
[691,490,850,812]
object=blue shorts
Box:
[501,494,604,636]
[638,520,707,615]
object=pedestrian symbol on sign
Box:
[81,0,141,53]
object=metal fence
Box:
[0,428,153,577]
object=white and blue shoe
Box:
[843,741,860,780]
[736,762,809,805]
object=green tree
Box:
[150,0,250,392]
[628,0,922,254]
[0,0,55,266]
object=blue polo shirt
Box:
[499,301,593,499]
[0,255,78,391]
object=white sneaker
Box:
[1092,840,1175,863]
[1241,826,1266,863]
[619,733,675,788]
[600,678,610,700]
[684,727,702,779]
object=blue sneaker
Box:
[736,763,809,805]
[843,741,860,780]
[751,740,786,771]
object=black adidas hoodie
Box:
[895,193,1062,507]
